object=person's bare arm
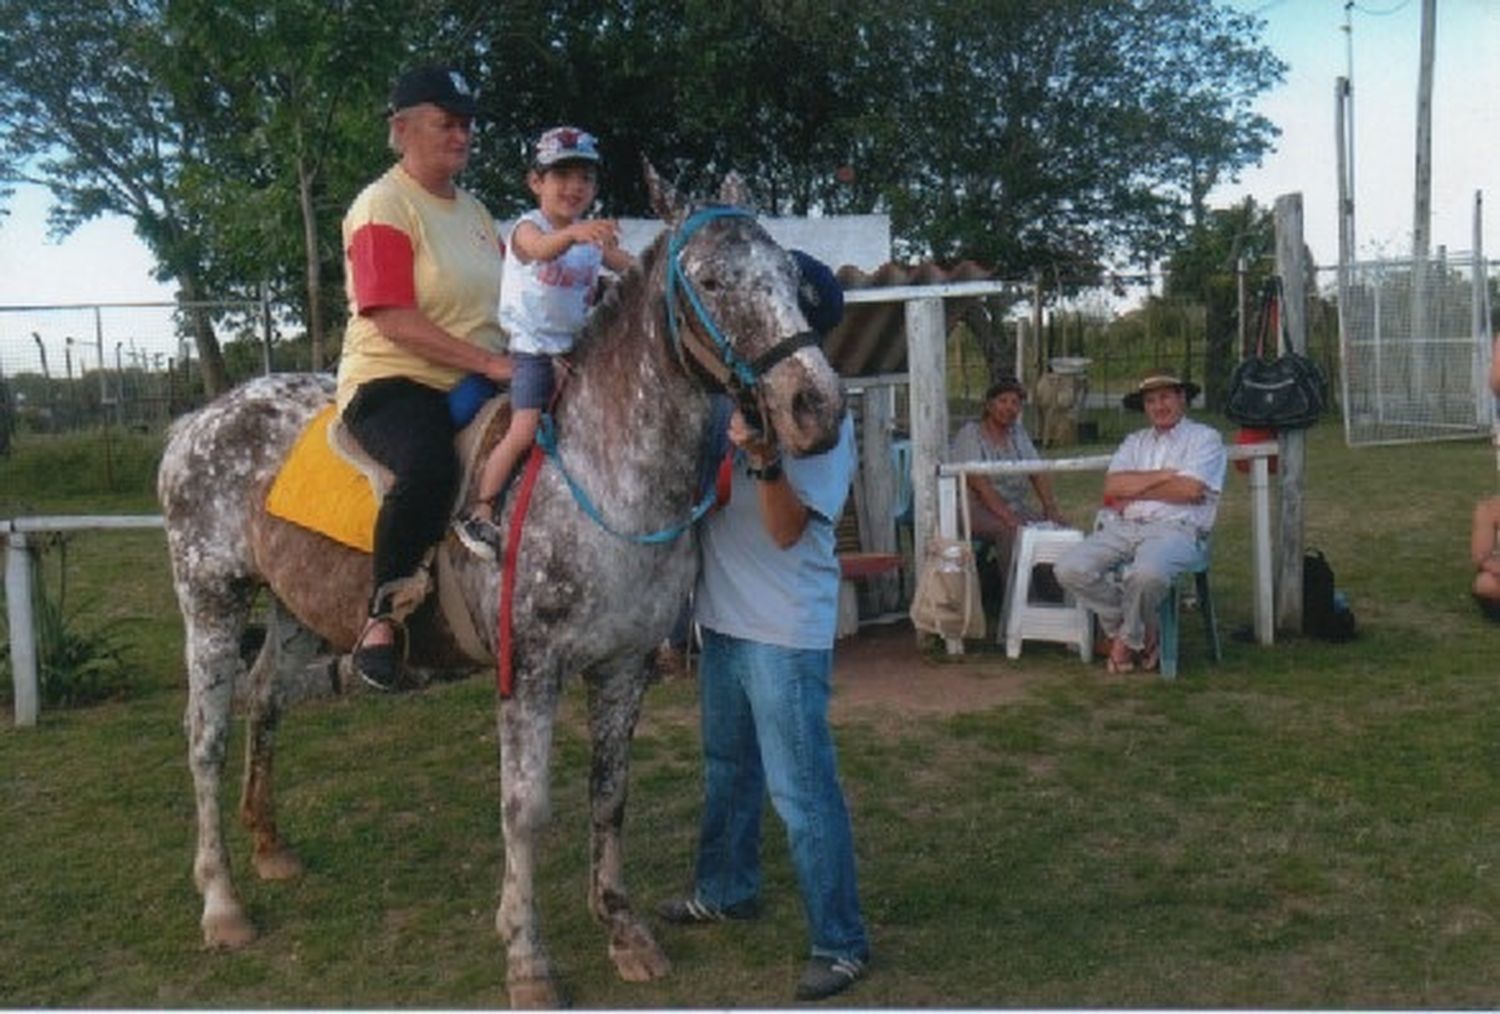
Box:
[511,218,622,264]
[365,307,511,382]
[1030,473,1065,523]
[731,411,809,548]
[1473,497,1500,571]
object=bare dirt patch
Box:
[829,620,1043,719]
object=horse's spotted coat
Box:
[158,173,845,1007]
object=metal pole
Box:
[94,305,108,412]
[260,281,274,377]
[4,531,40,727]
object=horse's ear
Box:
[643,157,685,226]
[717,171,751,208]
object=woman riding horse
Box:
[337,64,512,690]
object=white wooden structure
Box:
[3,515,164,727]
[934,442,1280,657]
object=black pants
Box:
[341,377,458,613]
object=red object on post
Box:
[1233,426,1279,475]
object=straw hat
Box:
[1121,368,1200,411]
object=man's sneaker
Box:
[453,513,500,561]
[794,955,867,1002]
[655,896,759,925]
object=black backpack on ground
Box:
[1304,548,1357,641]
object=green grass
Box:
[3,421,1500,1006]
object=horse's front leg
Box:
[238,596,321,882]
[495,674,563,1009]
[586,654,670,984]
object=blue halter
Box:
[534,206,814,545]
[664,205,761,389]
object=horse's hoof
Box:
[609,926,671,982]
[507,977,563,1009]
[202,909,257,950]
[252,845,303,881]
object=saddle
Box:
[264,393,511,662]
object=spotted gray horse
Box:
[157,167,847,1007]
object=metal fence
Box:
[1338,253,1495,447]
[0,299,296,435]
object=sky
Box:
[1211,0,1498,263]
[0,0,1495,369]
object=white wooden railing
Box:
[3,515,165,727]
[936,441,1279,655]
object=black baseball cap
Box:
[387,64,478,117]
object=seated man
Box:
[1472,496,1500,621]
[1055,368,1226,673]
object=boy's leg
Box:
[473,408,540,517]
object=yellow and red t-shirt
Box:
[335,164,505,410]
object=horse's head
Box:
[645,161,846,456]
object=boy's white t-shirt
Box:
[499,209,604,355]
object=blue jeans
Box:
[693,627,869,962]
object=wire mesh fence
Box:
[0,299,302,436]
[1338,253,1495,447]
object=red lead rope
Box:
[497,443,546,699]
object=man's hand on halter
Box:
[728,409,808,549]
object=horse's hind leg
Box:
[239,595,322,882]
[181,583,257,949]
[586,658,670,984]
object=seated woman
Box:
[949,377,1067,610]
[1473,495,1500,621]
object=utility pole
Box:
[1410,0,1436,395]
[1412,0,1436,260]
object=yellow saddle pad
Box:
[265,404,377,553]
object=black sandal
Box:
[353,618,406,692]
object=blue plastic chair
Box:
[1157,550,1222,680]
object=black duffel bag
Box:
[1224,279,1329,430]
[1224,351,1328,429]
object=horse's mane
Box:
[570,227,672,361]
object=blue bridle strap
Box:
[664,205,761,389]
[535,412,719,545]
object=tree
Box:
[1163,197,1275,408]
[0,0,232,393]
[154,0,406,371]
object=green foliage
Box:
[0,535,135,709]
[2,0,1285,364]
[0,429,165,511]
[0,426,1498,1004]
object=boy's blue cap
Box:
[534,127,601,168]
[790,250,844,336]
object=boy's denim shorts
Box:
[510,351,555,410]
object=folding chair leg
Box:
[1196,569,1222,663]
[1157,584,1180,680]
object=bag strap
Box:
[957,482,978,637]
[1249,277,1283,360]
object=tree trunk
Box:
[176,274,230,396]
[297,159,326,371]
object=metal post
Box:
[260,281,274,377]
[94,305,108,412]
[1250,456,1274,646]
[4,531,40,727]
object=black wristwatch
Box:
[746,457,784,482]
